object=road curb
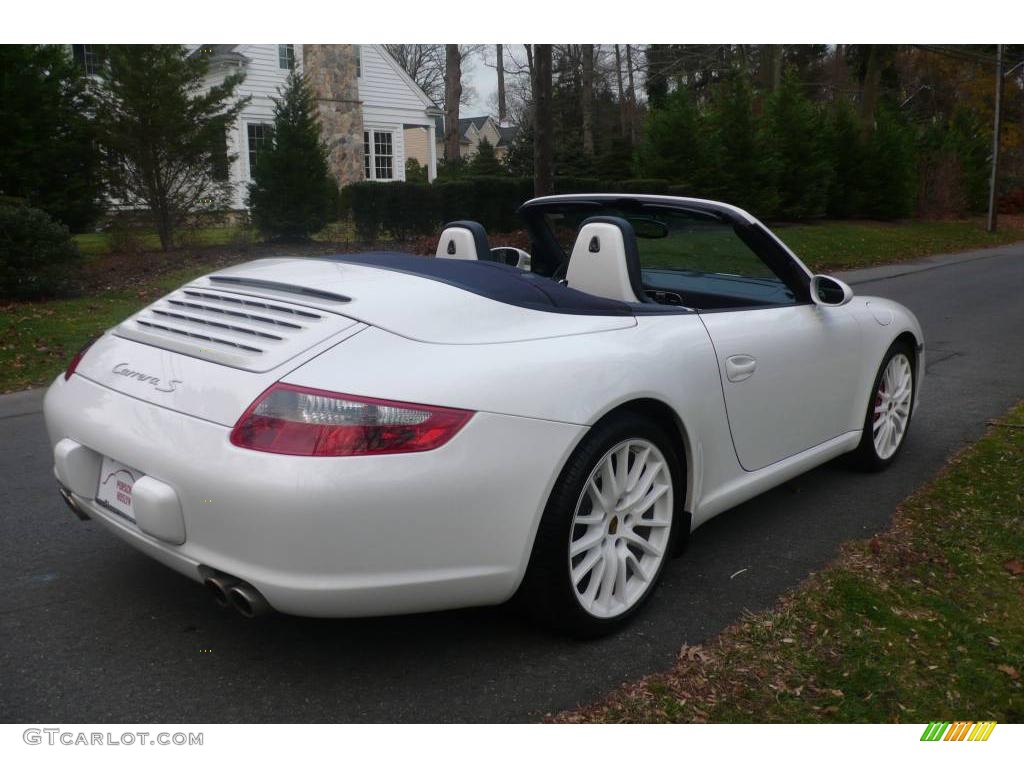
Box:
[837,241,1023,285]
[0,387,46,418]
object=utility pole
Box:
[987,44,1004,233]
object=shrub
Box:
[348,182,386,242]
[0,204,81,299]
[381,182,439,240]
[405,158,429,183]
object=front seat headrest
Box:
[435,220,492,261]
[566,216,649,303]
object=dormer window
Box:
[278,44,295,70]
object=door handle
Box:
[725,354,757,383]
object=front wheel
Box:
[517,413,682,637]
[851,341,916,471]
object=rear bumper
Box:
[44,374,584,617]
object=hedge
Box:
[0,203,81,299]
[347,177,679,242]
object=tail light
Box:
[64,336,99,380]
[230,383,474,457]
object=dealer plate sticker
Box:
[96,456,141,520]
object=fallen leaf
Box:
[1004,559,1024,577]
[997,665,1020,680]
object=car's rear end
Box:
[45,257,597,617]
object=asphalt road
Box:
[2,244,1022,723]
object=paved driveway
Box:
[1,244,1021,722]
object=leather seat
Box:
[435,220,493,261]
[566,216,650,303]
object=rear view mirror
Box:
[627,217,669,239]
[491,247,531,271]
[810,274,854,307]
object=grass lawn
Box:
[2,217,1022,393]
[776,218,1024,272]
[73,225,260,256]
[555,402,1024,724]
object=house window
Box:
[364,130,394,180]
[247,123,272,176]
[363,132,371,179]
[355,45,361,78]
[278,44,295,70]
[374,132,393,179]
[72,44,101,76]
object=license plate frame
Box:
[95,456,141,521]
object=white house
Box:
[195,44,441,208]
[75,44,441,210]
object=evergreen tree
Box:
[93,45,248,250]
[636,89,707,186]
[595,138,635,181]
[824,98,865,218]
[503,124,534,177]
[944,106,990,213]
[0,45,103,231]
[705,73,764,212]
[248,71,338,239]
[466,137,505,176]
[761,74,830,218]
[860,102,915,219]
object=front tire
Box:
[518,412,683,637]
[851,340,916,471]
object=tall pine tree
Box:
[93,45,248,250]
[467,137,505,176]
[248,71,338,240]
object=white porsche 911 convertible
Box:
[44,194,923,635]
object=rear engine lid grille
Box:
[114,287,359,372]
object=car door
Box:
[698,302,863,471]
[622,205,864,472]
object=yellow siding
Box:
[404,126,431,166]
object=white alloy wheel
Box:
[568,438,673,619]
[872,352,914,460]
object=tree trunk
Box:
[444,44,462,162]
[532,44,553,197]
[614,44,628,139]
[625,44,638,145]
[154,197,173,251]
[496,44,507,124]
[860,44,881,133]
[770,44,783,92]
[832,43,844,99]
[581,44,594,155]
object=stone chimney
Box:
[302,45,364,187]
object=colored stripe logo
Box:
[920,721,996,741]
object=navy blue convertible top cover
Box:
[324,252,635,316]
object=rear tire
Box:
[517,411,683,637]
[850,340,916,472]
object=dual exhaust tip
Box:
[201,569,271,619]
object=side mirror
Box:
[810,274,854,307]
[491,247,531,271]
